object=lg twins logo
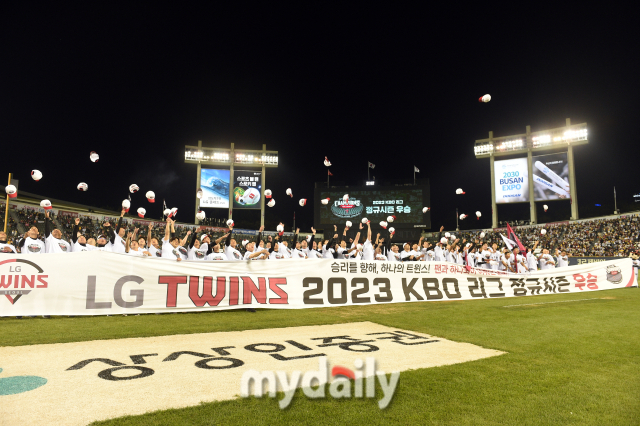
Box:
[605,264,622,284]
[27,243,42,253]
[0,259,48,304]
[331,197,364,218]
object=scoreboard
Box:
[314,184,430,230]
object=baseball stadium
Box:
[1,4,639,426]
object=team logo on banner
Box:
[0,259,48,304]
[605,264,622,284]
[331,197,364,218]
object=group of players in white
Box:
[0,210,573,274]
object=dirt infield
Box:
[0,322,504,425]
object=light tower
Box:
[474,119,588,228]
[185,141,278,226]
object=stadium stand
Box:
[2,195,639,258]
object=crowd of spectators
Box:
[443,222,570,253]
[591,217,640,257]
[2,202,639,258]
[0,204,19,244]
[16,206,44,230]
[199,217,227,227]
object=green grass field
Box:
[2,287,639,425]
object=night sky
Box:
[2,5,637,231]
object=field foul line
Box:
[502,298,605,308]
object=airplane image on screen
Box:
[203,177,229,198]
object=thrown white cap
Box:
[31,170,43,181]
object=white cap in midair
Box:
[31,170,43,181]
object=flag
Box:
[414,166,420,173]
[368,161,375,169]
[506,222,526,252]
[328,170,333,176]
[500,233,516,251]
[465,251,472,272]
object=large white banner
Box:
[0,253,634,316]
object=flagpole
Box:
[456,208,459,231]
[413,168,416,185]
[327,171,329,188]
[614,186,617,214]
[368,162,370,181]
[4,173,11,233]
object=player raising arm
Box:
[70,217,90,252]
[161,217,182,261]
[361,221,374,261]
[224,221,243,260]
[44,210,70,253]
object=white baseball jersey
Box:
[362,240,374,261]
[22,237,45,255]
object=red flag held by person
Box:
[506,222,526,253]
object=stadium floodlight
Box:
[366,181,375,185]
[474,122,588,159]
[185,146,278,167]
[186,142,278,228]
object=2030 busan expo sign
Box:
[0,252,634,316]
